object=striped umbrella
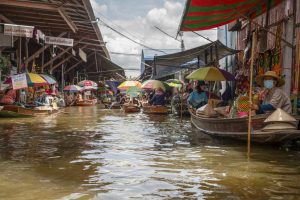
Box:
[63,85,82,92]
[4,73,48,87]
[39,74,57,85]
[117,81,141,90]
[165,79,184,88]
[186,66,235,81]
[179,0,282,31]
[78,80,97,87]
[141,80,166,91]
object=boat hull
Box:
[143,106,169,114]
[76,99,97,106]
[190,109,300,143]
[1,105,58,117]
[122,104,140,113]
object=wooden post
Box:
[248,31,257,157]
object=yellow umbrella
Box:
[186,66,235,81]
[117,81,141,90]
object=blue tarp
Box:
[106,80,122,93]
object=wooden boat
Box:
[107,102,122,109]
[76,99,97,106]
[0,105,58,118]
[122,104,140,113]
[143,105,169,114]
[189,109,300,144]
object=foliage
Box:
[0,54,11,77]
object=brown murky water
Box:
[0,106,299,200]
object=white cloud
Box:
[90,0,107,14]
[92,0,217,78]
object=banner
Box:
[4,24,34,38]
[45,36,74,47]
[11,73,28,90]
[79,48,87,62]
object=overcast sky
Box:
[90,0,217,78]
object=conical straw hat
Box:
[264,108,296,123]
[262,122,296,131]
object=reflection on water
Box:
[0,106,299,199]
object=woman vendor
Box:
[252,71,291,114]
[149,87,166,106]
[187,81,208,109]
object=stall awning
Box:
[152,40,239,79]
[179,0,283,31]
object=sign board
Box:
[79,48,87,62]
[4,24,34,38]
[11,73,28,90]
[45,36,74,47]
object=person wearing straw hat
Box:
[252,71,291,114]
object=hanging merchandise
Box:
[257,53,265,75]
[272,50,281,75]
[272,23,283,75]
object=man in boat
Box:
[149,87,166,106]
[252,71,292,114]
[187,81,208,109]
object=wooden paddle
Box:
[248,31,257,157]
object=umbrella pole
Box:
[180,86,183,123]
[247,31,257,157]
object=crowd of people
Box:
[0,70,296,117]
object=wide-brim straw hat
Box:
[255,71,285,87]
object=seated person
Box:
[252,71,291,114]
[76,92,83,102]
[34,89,50,106]
[0,89,16,105]
[187,81,208,109]
[149,87,166,106]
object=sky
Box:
[90,0,217,78]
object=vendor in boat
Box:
[149,87,166,106]
[75,92,83,103]
[0,88,16,105]
[252,71,292,114]
[187,81,208,109]
[34,89,51,106]
[171,88,181,108]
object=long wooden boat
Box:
[76,99,97,107]
[0,105,58,118]
[189,109,300,144]
[0,110,34,118]
[143,105,169,114]
[122,104,140,113]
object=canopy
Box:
[39,74,57,85]
[179,0,283,31]
[4,73,48,87]
[106,80,122,93]
[152,40,239,79]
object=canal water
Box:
[0,106,299,200]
